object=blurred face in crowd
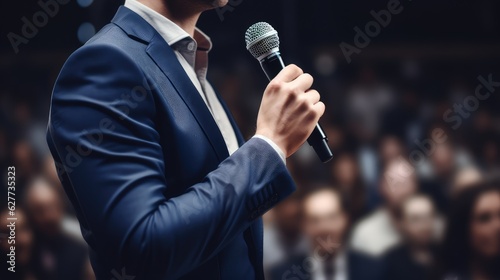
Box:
[333,154,358,188]
[469,190,500,259]
[379,136,404,166]
[431,142,455,177]
[25,179,64,237]
[381,160,418,210]
[399,195,436,248]
[13,140,36,176]
[0,209,33,266]
[451,168,482,196]
[303,189,347,256]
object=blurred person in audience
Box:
[421,138,457,212]
[365,134,406,209]
[381,194,439,280]
[0,207,37,280]
[264,193,308,270]
[350,159,417,257]
[477,134,500,173]
[331,151,367,223]
[450,167,483,196]
[24,178,94,280]
[268,186,380,280]
[13,139,39,192]
[438,179,500,280]
[378,135,405,169]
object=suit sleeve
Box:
[47,43,295,278]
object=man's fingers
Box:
[289,73,314,93]
[274,64,303,83]
[313,101,326,118]
[304,89,321,104]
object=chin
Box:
[209,0,229,8]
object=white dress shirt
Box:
[124,0,285,162]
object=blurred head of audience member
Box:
[398,195,438,252]
[24,177,64,239]
[430,141,456,180]
[381,194,438,280]
[268,186,380,280]
[441,179,500,280]
[451,167,483,196]
[23,177,93,280]
[302,187,348,258]
[380,159,418,214]
[0,208,36,280]
[13,138,39,187]
[378,135,405,168]
[349,159,417,257]
[331,151,367,222]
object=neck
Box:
[408,244,432,265]
[137,0,201,37]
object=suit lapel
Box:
[112,6,229,162]
[145,35,229,161]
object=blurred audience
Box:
[350,159,418,257]
[23,178,94,280]
[330,152,367,223]
[269,186,380,280]
[264,193,308,270]
[0,208,36,280]
[439,180,500,280]
[381,194,439,280]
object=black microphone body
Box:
[259,52,333,163]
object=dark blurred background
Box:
[1,0,500,279]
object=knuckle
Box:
[303,73,314,83]
[298,98,309,110]
[267,80,283,92]
[286,90,298,102]
[288,64,303,75]
[287,84,300,96]
[305,110,317,122]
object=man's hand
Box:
[256,64,325,158]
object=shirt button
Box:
[187,42,195,51]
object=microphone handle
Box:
[260,53,333,163]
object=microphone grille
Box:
[245,22,280,60]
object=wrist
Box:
[254,130,287,159]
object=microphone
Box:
[245,22,333,163]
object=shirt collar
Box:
[124,0,212,51]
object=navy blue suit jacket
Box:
[46,6,295,280]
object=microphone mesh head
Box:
[245,22,280,60]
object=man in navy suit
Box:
[46,0,325,279]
